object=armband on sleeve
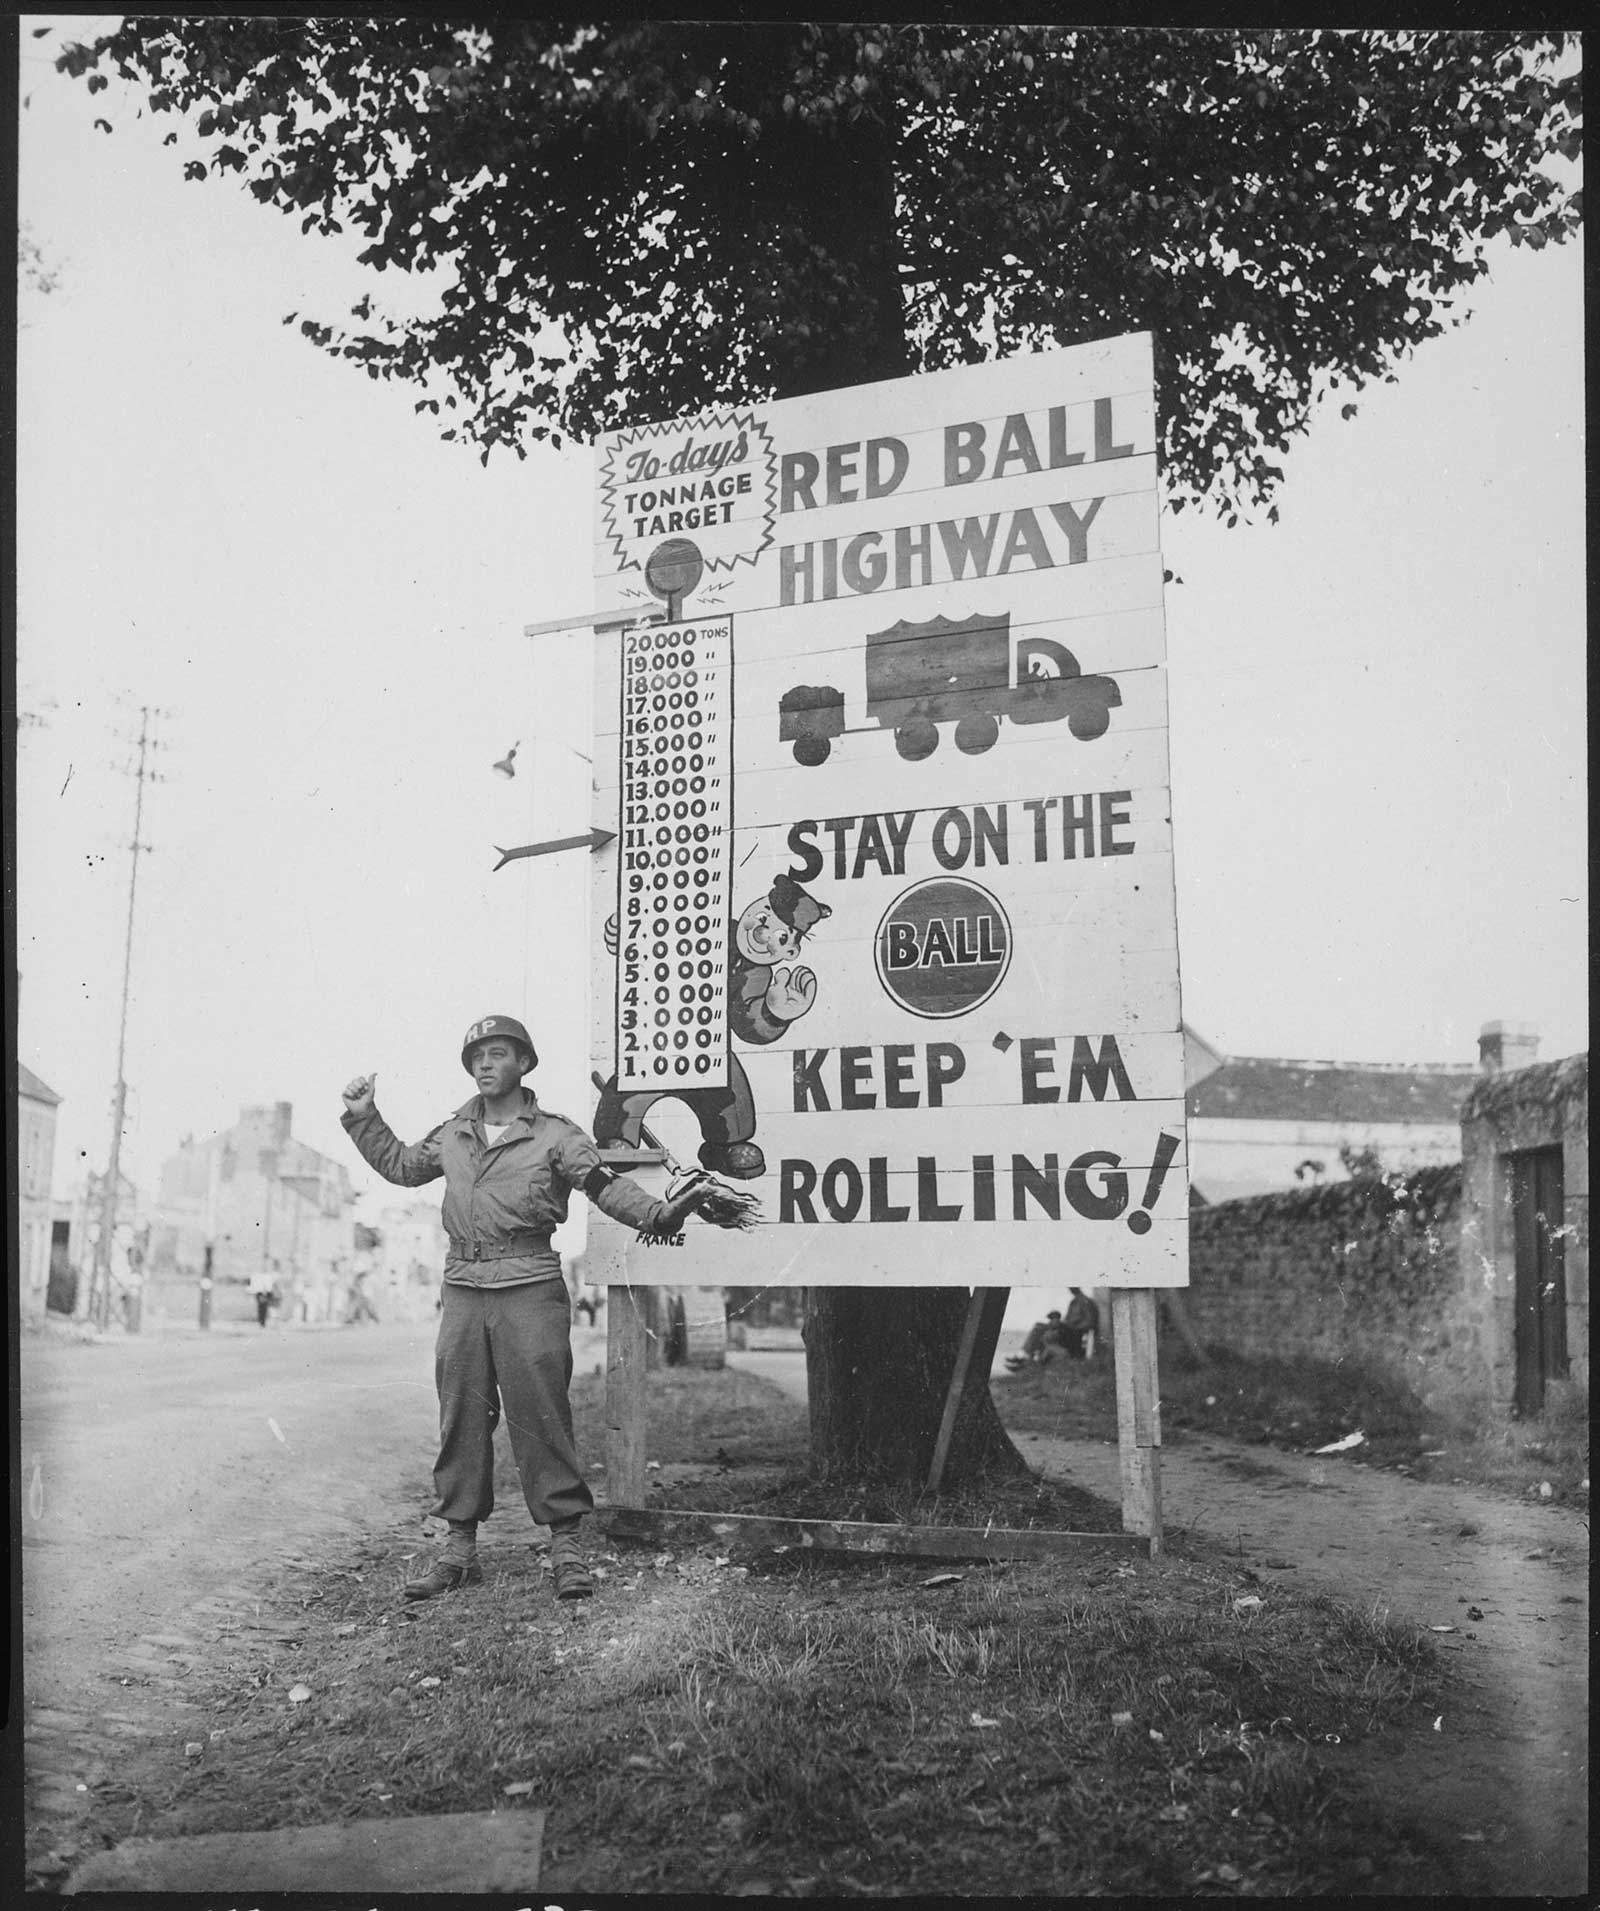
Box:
[582,1164,617,1202]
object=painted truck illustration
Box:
[779,612,1121,764]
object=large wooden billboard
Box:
[586,334,1187,1290]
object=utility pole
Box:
[90,706,164,1331]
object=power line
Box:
[88,704,170,1331]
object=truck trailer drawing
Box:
[778,613,1122,765]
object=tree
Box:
[18,221,64,320]
[56,22,1582,1483]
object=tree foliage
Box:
[59,22,1580,520]
[18,222,63,299]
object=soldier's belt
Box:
[446,1232,553,1262]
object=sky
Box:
[14,24,1588,1221]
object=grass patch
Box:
[571,1360,808,1467]
[60,1366,1467,1898]
[1442,1374,1591,1503]
[569,1359,1121,1530]
[996,1345,1590,1507]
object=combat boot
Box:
[403,1554,483,1601]
[549,1527,595,1600]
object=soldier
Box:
[341,1014,716,1601]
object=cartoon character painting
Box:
[593,873,831,1179]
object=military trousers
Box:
[430,1278,594,1529]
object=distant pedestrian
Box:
[340,1014,726,1603]
[344,1264,379,1325]
[109,1224,141,1329]
[561,1254,600,1327]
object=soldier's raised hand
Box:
[342,1073,377,1117]
[604,914,619,955]
[766,965,817,1022]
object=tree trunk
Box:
[769,109,1026,1493]
[762,104,910,398]
[803,1287,1028,1487]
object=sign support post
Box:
[605,1285,650,1509]
[926,1287,1009,1494]
[1110,1288,1163,1551]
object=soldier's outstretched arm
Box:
[555,1128,701,1236]
[339,1076,444,1187]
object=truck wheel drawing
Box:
[777,613,1121,766]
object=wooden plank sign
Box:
[586,334,1188,1291]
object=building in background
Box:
[17,1062,62,1320]
[368,1197,450,1320]
[1181,1029,1585,1422]
[149,1102,357,1323]
[52,1168,143,1320]
[1180,1023,1513,1204]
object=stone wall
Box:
[1184,1164,1485,1407]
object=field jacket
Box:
[341,1088,672,1289]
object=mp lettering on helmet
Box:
[460,1015,539,1072]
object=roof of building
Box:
[18,1062,62,1106]
[159,1113,355,1205]
[1187,1055,1480,1126]
[1181,1023,1228,1091]
[1460,1050,1588,1127]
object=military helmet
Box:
[460,1014,538,1073]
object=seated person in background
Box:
[1006,1310,1065,1371]
[1061,1286,1099,1359]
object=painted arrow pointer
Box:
[493,828,616,872]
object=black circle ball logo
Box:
[874,877,1012,1019]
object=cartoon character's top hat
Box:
[769,873,831,941]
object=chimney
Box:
[1478,1021,1540,1075]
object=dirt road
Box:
[728,1345,1589,1897]
[19,1317,445,1881]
